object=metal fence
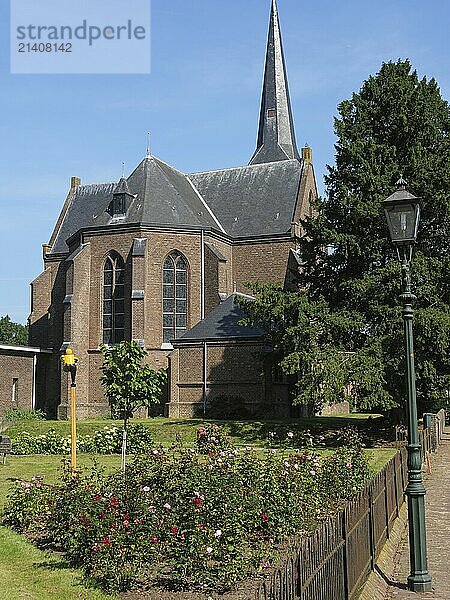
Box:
[255,411,446,600]
[396,408,446,456]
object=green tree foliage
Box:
[300,60,450,413]
[240,283,392,413]
[100,341,167,470]
[0,315,28,346]
[100,341,167,417]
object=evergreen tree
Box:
[300,60,450,413]
[239,283,392,413]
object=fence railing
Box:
[255,412,446,600]
[395,408,446,457]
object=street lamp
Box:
[61,348,78,472]
[382,177,432,592]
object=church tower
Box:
[250,0,300,165]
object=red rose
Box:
[171,526,178,534]
[261,513,268,521]
[193,498,202,506]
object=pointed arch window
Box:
[103,253,125,344]
[163,251,188,343]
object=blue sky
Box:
[0,0,449,324]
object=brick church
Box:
[26,0,318,419]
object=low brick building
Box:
[169,293,291,418]
[0,345,51,418]
[28,0,319,418]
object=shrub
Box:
[4,408,46,421]
[4,432,370,594]
[267,427,326,449]
[195,424,231,454]
[3,477,55,534]
[10,423,153,455]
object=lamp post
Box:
[382,177,432,592]
[61,348,78,472]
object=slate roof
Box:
[50,155,303,252]
[51,182,116,253]
[51,156,223,253]
[113,177,132,195]
[175,294,264,342]
[188,159,302,237]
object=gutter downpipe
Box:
[32,353,37,410]
[203,341,207,415]
[201,229,207,414]
[200,230,205,320]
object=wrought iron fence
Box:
[255,411,446,600]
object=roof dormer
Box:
[110,177,134,219]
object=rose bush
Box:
[3,427,370,593]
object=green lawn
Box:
[0,527,115,600]
[4,413,385,448]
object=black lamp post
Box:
[382,177,432,592]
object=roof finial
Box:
[396,175,407,190]
[121,162,125,178]
[146,132,151,158]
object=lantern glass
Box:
[384,202,420,245]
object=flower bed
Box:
[3,428,370,594]
[10,422,152,455]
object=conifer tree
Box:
[300,60,450,412]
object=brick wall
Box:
[232,240,293,293]
[0,349,50,418]
[44,229,210,416]
[204,245,220,315]
[168,341,268,418]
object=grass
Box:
[4,413,385,449]
[0,455,121,510]
[0,527,115,600]
[364,448,397,472]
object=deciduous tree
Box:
[0,315,28,346]
[100,341,167,471]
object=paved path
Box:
[387,430,450,600]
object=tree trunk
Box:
[121,415,128,474]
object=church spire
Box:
[249,0,300,165]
